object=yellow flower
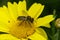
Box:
[0,0,54,40]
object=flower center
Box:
[9,16,35,39]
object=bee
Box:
[17,16,34,26]
[17,16,34,23]
[17,10,34,26]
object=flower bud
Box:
[55,18,60,28]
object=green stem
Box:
[52,29,60,40]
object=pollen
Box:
[9,20,35,39]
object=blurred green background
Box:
[0,0,60,40]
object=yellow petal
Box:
[28,28,47,40]
[17,0,27,16]
[8,2,18,21]
[0,6,13,25]
[0,34,20,40]
[28,3,44,19]
[35,15,54,28]
[42,23,51,28]
[0,21,9,33]
[0,6,14,32]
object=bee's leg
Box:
[18,20,24,26]
[25,21,32,27]
[28,21,32,27]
